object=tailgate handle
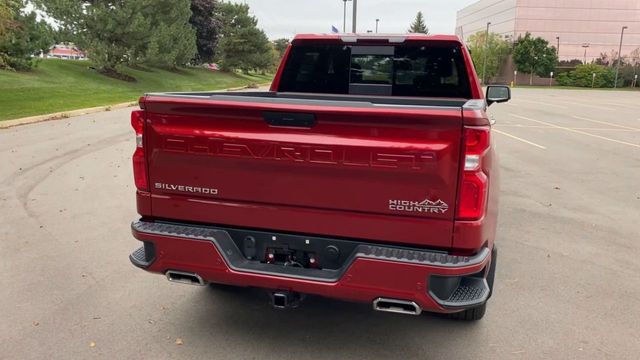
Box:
[263,111,316,128]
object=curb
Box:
[0,101,137,129]
[227,82,272,92]
[226,85,250,91]
[0,82,273,130]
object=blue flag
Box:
[331,25,339,33]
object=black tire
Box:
[486,246,498,296]
[448,303,487,321]
[208,282,240,291]
[447,246,497,322]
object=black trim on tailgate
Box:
[132,220,490,283]
[145,91,467,109]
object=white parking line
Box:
[497,124,639,132]
[552,99,616,111]
[492,129,547,150]
[572,115,640,131]
[512,99,568,109]
[496,125,554,129]
[603,102,637,109]
[568,128,640,132]
[510,114,640,149]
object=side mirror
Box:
[486,85,511,106]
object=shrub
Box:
[556,64,616,88]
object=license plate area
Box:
[225,228,362,270]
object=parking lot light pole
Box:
[614,26,628,88]
[342,0,352,33]
[352,0,357,33]
[556,36,560,58]
[582,43,590,64]
[482,22,491,85]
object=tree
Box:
[137,0,197,68]
[0,0,19,39]
[617,64,638,87]
[252,40,277,74]
[34,0,197,76]
[217,2,272,73]
[512,33,559,85]
[220,26,271,73]
[467,32,510,83]
[408,11,428,34]
[594,50,619,67]
[1,6,55,70]
[34,1,145,73]
[0,0,17,68]
[271,38,289,71]
[272,38,289,58]
[629,48,640,66]
[558,59,583,67]
[190,0,222,64]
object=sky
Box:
[25,0,480,40]
[230,0,479,39]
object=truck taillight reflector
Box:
[456,127,490,221]
[458,172,488,220]
[131,110,148,191]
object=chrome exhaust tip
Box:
[166,270,206,286]
[373,298,422,316]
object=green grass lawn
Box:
[0,59,273,121]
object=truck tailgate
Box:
[143,96,463,248]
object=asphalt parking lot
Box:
[1,88,639,359]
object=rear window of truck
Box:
[278,44,472,98]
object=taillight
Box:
[131,110,148,191]
[456,126,490,220]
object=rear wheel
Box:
[448,303,487,321]
[208,282,240,291]
[447,246,497,322]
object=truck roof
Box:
[293,33,462,44]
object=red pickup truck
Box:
[129,34,510,321]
